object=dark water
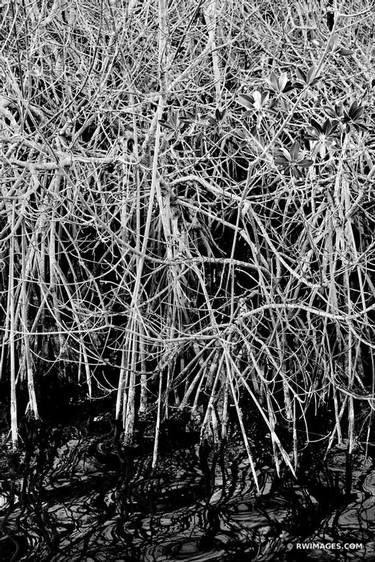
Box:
[0,408,374,561]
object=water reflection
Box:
[0,421,374,561]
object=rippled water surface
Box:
[1,411,375,561]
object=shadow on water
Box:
[0,403,374,561]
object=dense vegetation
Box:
[0,0,374,487]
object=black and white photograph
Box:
[0,0,374,560]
